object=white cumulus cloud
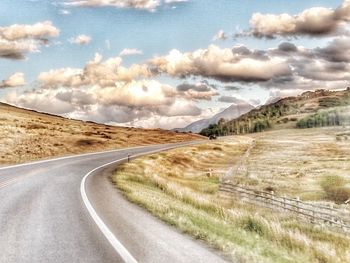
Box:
[0,21,59,60]
[0,72,26,88]
[244,0,350,38]
[69,34,91,45]
[119,48,143,57]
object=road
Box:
[0,142,228,263]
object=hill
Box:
[200,88,350,136]
[0,103,202,165]
[175,101,254,133]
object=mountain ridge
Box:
[200,88,350,136]
[175,101,254,133]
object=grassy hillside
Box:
[200,88,350,136]
[0,103,202,165]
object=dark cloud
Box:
[224,85,241,91]
[177,83,211,92]
[218,96,244,104]
[314,37,350,62]
[231,46,269,61]
[278,42,298,52]
[176,82,219,101]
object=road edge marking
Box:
[80,158,139,263]
[79,145,197,263]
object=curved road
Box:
[0,142,228,263]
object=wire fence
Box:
[219,182,350,231]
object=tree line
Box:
[296,107,350,129]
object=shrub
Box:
[213,146,222,151]
[320,175,350,203]
[241,217,267,236]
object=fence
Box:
[219,182,350,231]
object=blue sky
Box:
[0,0,348,128]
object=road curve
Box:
[0,142,229,263]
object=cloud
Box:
[69,34,91,45]
[116,106,218,130]
[266,88,306,104]
[105,39,111,50]
[94,79,175,107]
[150,44,292,82]
[59,9,71,15]
[0,72,26,88]
[4,80,203,129]
[8,33,350,129]
[277,42,298,53]
[64,0,187,12]
[314,37,350,62]
[5,89,75,114]
[164,0,188,3]
[0,21,59,60]
[249,98,261,106]
[224,85,241,91]
[157,99,201,117]
[37,53,151,88]
[5,52,210,129]
[212,30,227,41]
[243,0,350,38]
[119,48,143,56]
[218,95,244,104]
[268,37,350,87]
[0,21,59,41]
[176,82,219,101]
[149,41,350,93]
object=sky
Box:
[0,0,349,129]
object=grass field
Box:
[113,127,350,263]
[0,103,202,165]
[240,128,350,204]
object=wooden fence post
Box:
[296,197,300,214]
[330,204,335,226]
[270,191,274,207]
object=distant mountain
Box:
[200,88,350,137]
[175,102,254,133]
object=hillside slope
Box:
[0,103,202,165]
[200,88,350,136]
[176,101,254,133]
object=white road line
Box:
[80,146,190,263]
[80,157,139,263]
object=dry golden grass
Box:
[0,103,202,165]
[239,127,350,204]
[113,128,350,263]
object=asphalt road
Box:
[0,142,229,263]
